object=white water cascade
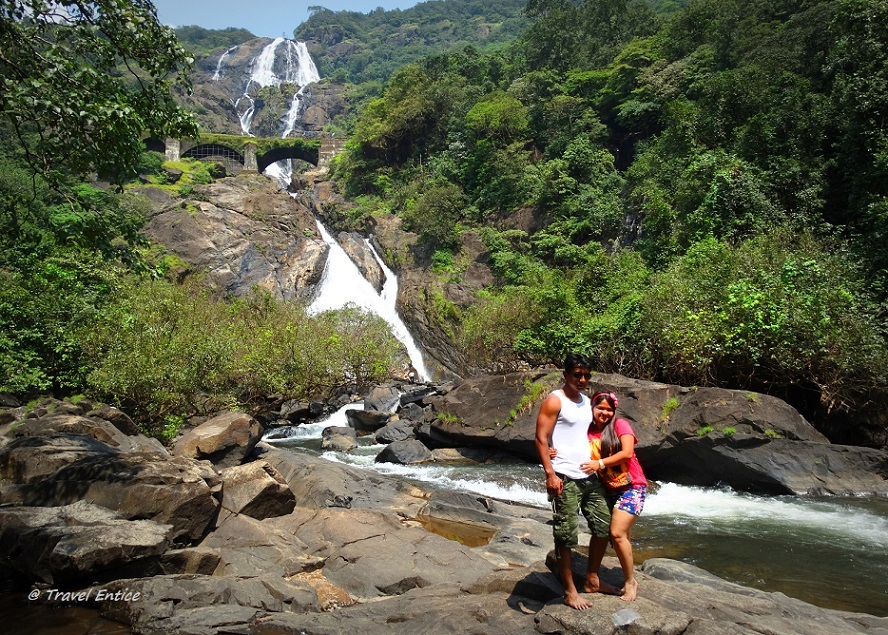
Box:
[234,37,320,136]
[229,39,431,380]
[308,220,431,380]
[212,45,238,80]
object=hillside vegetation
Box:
[330,0,888,438]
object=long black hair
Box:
[591,391,620,457]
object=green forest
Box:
[2,0,887,444]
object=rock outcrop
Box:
[424,371,888,496]
[2,397,887,635]
[137,173,328,301]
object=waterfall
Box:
[308,221,430,381]
[231,38,431,381]
[234,37,320,136]
[212,45,237,80]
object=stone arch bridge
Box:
[144,133,346,175]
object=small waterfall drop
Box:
[212,45,237,80]
[308,221,430,381]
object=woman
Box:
[582,391,648,601]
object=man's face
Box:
[564,366,591,391]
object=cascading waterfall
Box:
[308,220,431,380]
[212,45,237,80]
[226,38,430,380]
[233,37,320,136]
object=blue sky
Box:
[151,1,423,38]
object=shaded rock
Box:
[400,384,438,407]
[7,413,166,455]
[373,419,416,444]
[172,410,263,468]
[280,399,324,423]
[83,404,141,435]
[397,401,426,422]
[375,439,432,465]
[218,460,295,520]
[0,501,171,584]
[345,408,390,433]
[0,435,220,542]
[94,573,319,635]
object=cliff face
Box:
[136,174,327,302]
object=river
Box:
[264,403,888,618]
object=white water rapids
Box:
[263,405,888,615]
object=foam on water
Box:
[646,482,888,549]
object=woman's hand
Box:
[548,448,557,459]
[580,460,600,474]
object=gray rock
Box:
[345,408,391,432]
[0,435,219,542]
[364,384,401,412]
[173,410,263,468]
[338,231,384,292]
[218,460,295,520]
[0,501,171,584]
[375,439,432,465]
[373,419,416,444]
[198,513,320,578]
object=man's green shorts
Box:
[551,474,612,548]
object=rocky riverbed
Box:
[2,375,888,634]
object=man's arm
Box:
[535,394,564,496]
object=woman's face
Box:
[593,400,615,427]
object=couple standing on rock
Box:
[535,352,649,610]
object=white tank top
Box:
[550,389,593,480]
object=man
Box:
[535,352,616,609]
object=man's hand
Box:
[545,471,564,496]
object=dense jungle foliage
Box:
[295,0,531,84]
[329,0,888,436]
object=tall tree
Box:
[0,0,197,184]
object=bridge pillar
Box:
[243,142,258,172]
[318,136,346,171]
[165,137,180,162]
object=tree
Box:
[0,0,198,184]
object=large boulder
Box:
[173,410,263,468]
[375,439,433,465]
[217,460,295,521]
[0,501,171,584]
[0,419,220,542]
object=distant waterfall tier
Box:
[233,37,321,136]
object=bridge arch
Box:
[257,145,319,172]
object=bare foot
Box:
[583,576,622,596]
[563,592,592,610]
[620,578,638,601]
